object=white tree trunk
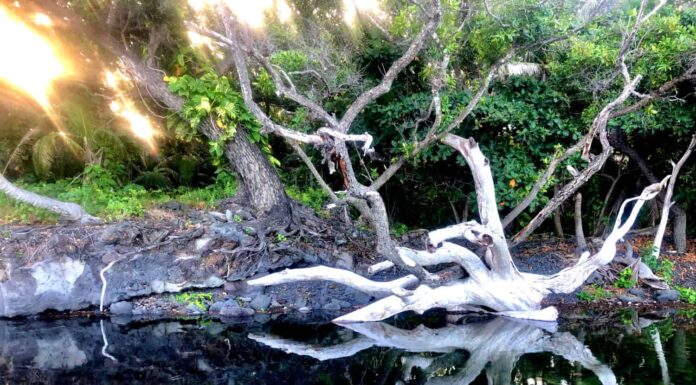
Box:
[652,135,695,260]
[0,172,99,223]
[248,136,667,323]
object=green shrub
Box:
[677,287,696,305]
[614,267,636,289]
[174,292,213,311]
[0,168,236,223]
[286,186,328,212]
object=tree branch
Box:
[247,266,419,297]
[337,0,442,133]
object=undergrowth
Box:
[0,166,236,223]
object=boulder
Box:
[249,294,272,310]
[219,302,254,317]
[654,289,680,303]
[109,301,133,315]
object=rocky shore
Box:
[1,204,694,320]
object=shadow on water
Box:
[0,312,694,384]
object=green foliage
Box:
[642,245,675,285]
[390,222,409,238]
[166,73,279,167]
[576,284,611,302]
[285,186,328,212]
[174,291,213,311]
[677,287,696,305]
[0,167,236,223]
[615,267,637,289]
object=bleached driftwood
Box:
[250,317,617,385]
[652,135,696,260]
[248,135,667,322]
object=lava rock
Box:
[208,301,225,314]
[294,297,308,309]
[323,299,342,311]
[109,301,133,315]
[586,271,605,285]
[618,294,641,303]
[335,252,354,270]
[250,294,272,310]
[219,302,255,317]
[99,222,141,245]
[628,288,646,298]
[186,304,205,315]
[654,289,680,303]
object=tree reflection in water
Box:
[250,317,617,385]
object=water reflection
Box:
[0,314,693,384]
[252,317,617,384]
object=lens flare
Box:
[188,0,293,28]
[104,70,159,153]
[32,13,53,27]
[0,6,67,111]
[342,0,385,25]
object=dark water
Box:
[1,312,695,385]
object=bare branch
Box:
[502,141,583,227]
[512,72,643,245]
[652,135,696,259]
[247,266,419,297]
[338,0,442,133]
[540,178,667,293]
[288,140,339,203]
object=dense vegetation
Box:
[0,0,694,244]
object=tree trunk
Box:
[575,193,587,251]
[553,184,565,239]
[609,129,689,253]
[652,135,695,259]
[0,172,99,223]
[199,120,289,216]
[247,136,667,323]
[118,55,290,216]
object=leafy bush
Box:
[0,168,236,223]
[174,291,213,311]
[677,287,696,305]
[390,222,410,237]
[614,268,636,289]
[286,186,328,212]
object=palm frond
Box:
[59,133,86,163]
[32,133,58,178]
[3,127,45,174]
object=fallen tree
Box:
[0,172,99,223]
[249,133,669,322]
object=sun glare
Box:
[0,6,66,110]
[342,0,385,25]
[188,0,294,28]
[104,70,159,153]
[32,13,53,27]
